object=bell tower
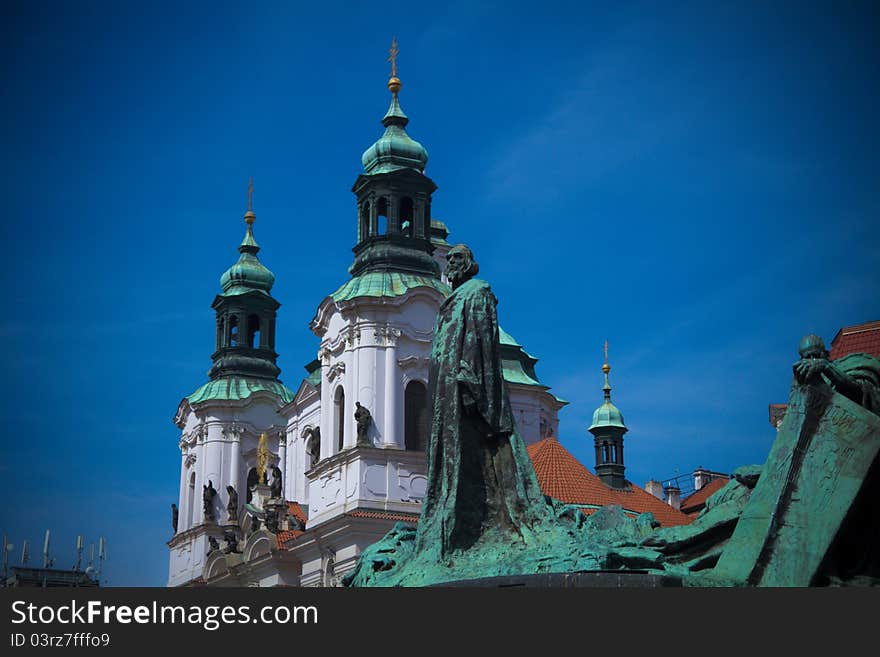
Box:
[349,39,440,279]
[209,178,281,381]
[588,342,629,489]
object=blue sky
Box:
[1,1,877,586]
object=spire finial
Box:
[602,340,612,399]
[244,177,256,226]
[387,38,402,93]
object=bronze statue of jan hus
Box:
[417,244,551,555]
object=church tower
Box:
[283,45,450,582]
[588,342,629,489]
[208,179,281,382]
[168,183,294,587]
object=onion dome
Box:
[361,70,429,174]
[220,184,275,296]
[588,349,628,432]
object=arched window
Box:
[228,316,239,347]
[377,197,388,234]
[247,314,261,348]
[404,381,429,452]
[334,387,345,452]
[399,197,414,236]
[246,467,259,504]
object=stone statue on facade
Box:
[203,480,217,521]
[171,503,178,533]
[355,402,372,446]
[270,465,283,499]
[226,485,239,523]
[207,535,220,554]
[223,529,241,554]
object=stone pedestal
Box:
[431,571,682,587]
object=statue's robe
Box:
[417,278,550,556]
[832,353,880,414]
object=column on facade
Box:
[383,327,400,446]
[228,428,241,504]
[277,431,287,498]
[343,332,358,448]
[204,426,222,522]
[193,437,205,527]
[177,449,188,531]
[369,196,378,236]
[319,348,332,459]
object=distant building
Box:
[5,567,99,588]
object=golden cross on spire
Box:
[602,340,611,375]
[388,37,399,78]
[247,177,254,212]
[604,340,609,364]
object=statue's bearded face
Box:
[446,248,472,286]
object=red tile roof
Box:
[830,320,880,359]
[274,502,309,548]
[287,501,308,526]
[526,437,692,527]
[276,529,304,549]
[680,476,729,515]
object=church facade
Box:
[167,71,566,587]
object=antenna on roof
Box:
[20,540,29,567]
[87,542,94,570]
[2,536,13,581]
[42,530,51,569]
[74,535,84,572]
[97,537,105,579]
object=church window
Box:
[247,314,261,348]
[229,316,239,347]
[399,197,414,236]
[404,381,429,451]
[334,387,345,452]
[377,197,388,234]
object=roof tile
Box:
[526,437,692,527]
[680,477,729,514]
[830,320,880,360]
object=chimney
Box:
[663,483,681,510]
[693,467,711,491]
[645,480,664,500]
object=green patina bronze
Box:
[187,376,295,406]
[330,271,450,303]
[343,261,880,586]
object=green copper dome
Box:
[589,399,627,431]
[588,360,628,432]
[361,94,428,174]
[220,225,275,296]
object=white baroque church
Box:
[167,71,567,587]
